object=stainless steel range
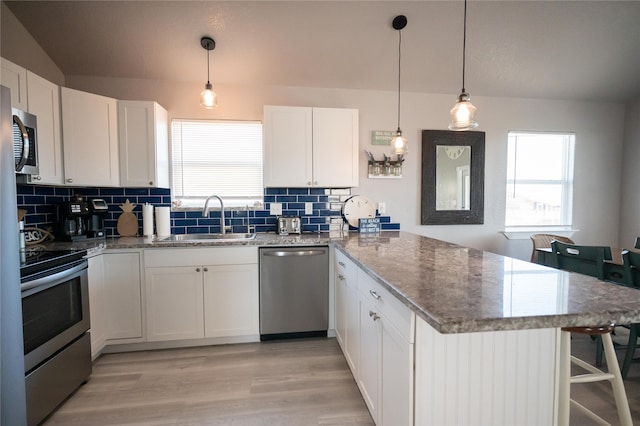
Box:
[20,248,91,425]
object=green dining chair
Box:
[549,240,612,279]
[619,250,640,378]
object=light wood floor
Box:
[44,334,640,426]
[44,338,374,425]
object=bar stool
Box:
[558,325,633,426]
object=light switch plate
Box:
[378,202,386,214]
[270,202,282,215]
[305,202,313,215]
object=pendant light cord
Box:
[397,29,402,131]
[461,0,467,93]
[207,49,211,85]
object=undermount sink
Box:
[156,233,256,242]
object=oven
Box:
[20,248,92,425]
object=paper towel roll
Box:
[143,203,154,237]
[155,206,171,237]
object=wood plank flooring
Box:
[44,333,640,425]
[44,338,374,426]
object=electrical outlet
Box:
[305,202,313,215]
[378,202,386,214]
[270,202,282,215]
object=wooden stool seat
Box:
[562,325,614,335]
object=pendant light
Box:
[199,36,218,109]
[449,0,478,131]
[392,15,408,155]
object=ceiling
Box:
[5,0,640,103]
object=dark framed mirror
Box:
[421,130,485,225]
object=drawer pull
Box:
[204,267,209,272]
[369,310,380,321]
[369,290,381,300]
[338,274,345,281]
[196,268,201,272]
[338,261,346,267]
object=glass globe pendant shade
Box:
[392,129,408,155]
[449,92,478,131]
[200,82,218,109]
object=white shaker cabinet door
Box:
[0,57,28,110]
[61,87,119,187]
[145,266,205,341]
[87,254,106,359]
[103,251,144,341]
[381,319,413,426]
[118,100,169,188]
[358,294,381,422]
[26,71,64,185]
[263,105,313,187]
[312,107,359,188]
[203,264,259,338]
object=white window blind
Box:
[505,131,575,227]
[171,120,263,208]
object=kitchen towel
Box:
[143,203,154,237]
[155,206,171,237]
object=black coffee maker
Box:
[55,195,108,241]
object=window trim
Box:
[503,131,576,240]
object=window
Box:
[505,131,575,228]
[171,120,263,208]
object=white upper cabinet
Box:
[26,71,64,185]
[61,87,119,187]
[118,100,169,188]
[263,105,359,188]
[1,57,28,110]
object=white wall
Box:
[1,3,632,260]
[66,75,626,260]
[620,98,640,247]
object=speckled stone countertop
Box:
[332,232,640,334]
[36,230,640,334]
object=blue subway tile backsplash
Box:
[16,185,400,237]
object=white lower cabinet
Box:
[103,250,144,341]
[334,250,359,374]
[204,264,259,338]
[334,248,414,426]
[144,247,259,343]
[145,266,205,341]
[87,253,106,359]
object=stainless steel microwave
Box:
[12,108,38,175]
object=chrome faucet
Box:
[202,195,227,234]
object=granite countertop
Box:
[332,232,640,334]
[36,231,640,334]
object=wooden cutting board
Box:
[117,199,138,236]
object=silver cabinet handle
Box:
[338,274,345,281]
[338,261,346,267]
[204,267,208,272]
[32,175,41,181]
[369,290,380,300]
[369,311,380,321]
[196,268,201,272]
[307,181,312,186]
[66,178,73,183]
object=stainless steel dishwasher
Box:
[259,246,329,340]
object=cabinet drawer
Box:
[357,268,413,342]
[335,249,357,283]
[144,246,258,267]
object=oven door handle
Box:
[21,261,87,293]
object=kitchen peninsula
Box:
[58,231,640,425]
